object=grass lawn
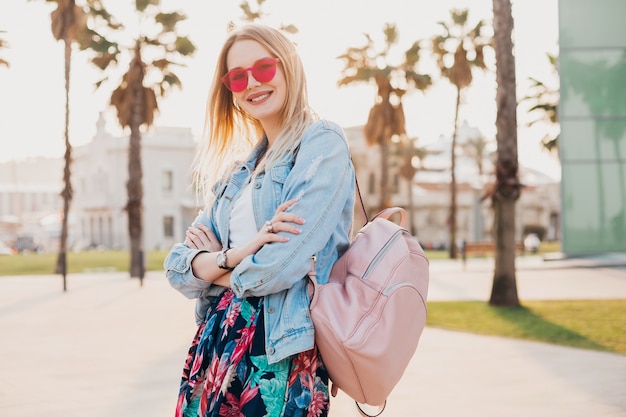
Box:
[427,300,626,355]
[0,250,169,275]
[0,241,560,275]
[2,245,624,356]
[421,240,561,261]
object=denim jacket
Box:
[164,119,355,364]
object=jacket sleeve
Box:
[230,121,354,297]
[163,207,225,299]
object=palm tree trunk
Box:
[490,0,520,306]
[127,125,144,281]
[380,138,391,211]
[448,87,461,259]
[407,174,415,235]
[127,65,145,283]
[55,37,73,292]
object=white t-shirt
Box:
[228,182,257,248]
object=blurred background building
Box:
[69,114,199,251]
[0,114,200,253]
[1,119,560,254]
[346,124,560,251]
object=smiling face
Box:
[225,39,287,142]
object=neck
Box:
[262,120,282,147]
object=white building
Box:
[344,122,561,249]
[0,158,64,251]
[70,114,200,251]
[2,118,560,254]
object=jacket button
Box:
[254,182,261,189]
[268,306,275,314]
[267,347,275,355]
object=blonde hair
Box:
[192,24,316,207]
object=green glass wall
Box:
[558,0,626,253]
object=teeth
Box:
[250,93,270,102]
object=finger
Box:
[187,228,201,240]
[274,212,305,225]
[189,227,210,240]
[191,226,222,252]
[269,220,302,235]
[275,199,299,214]
[184,237,198,249]
[198,223,214,238]
[186,229,202,246]
[198,224,220,247]
[262,230,289,243]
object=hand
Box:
[265,198,305,236]
[185,223,222,252]
[230,199,305,264]
[254,198,304,250]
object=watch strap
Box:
[217,248,234,270]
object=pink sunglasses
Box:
[221,57,280,93]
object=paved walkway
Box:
[1,254,625,417]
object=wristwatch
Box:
[216,248,233,270]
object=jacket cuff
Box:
[165,245,214,297]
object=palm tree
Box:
[462,132,491,178]
[461,132,492,242]
[523,53,559,152]
[490,0,521,307]
[48,0,83,292]
[431,9,491,259]
[395,136,429,235]
[34,0,118,291]
[0,30,9,68]
[230,0,298,33]
[37,0,103,291]
[338,23,432,212]
[80,0,195,284]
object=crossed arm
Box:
[184,199,304,287]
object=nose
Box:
[246,71,261,89]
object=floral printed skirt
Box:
[175,289,330,417]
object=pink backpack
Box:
[309,202,429,414]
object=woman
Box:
[164,24,355,417]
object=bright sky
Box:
[0,0,560,177]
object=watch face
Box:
[217,252,226,268]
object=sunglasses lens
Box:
[221,58,278,93]
[227,70,248,93]
[252,58,278,82]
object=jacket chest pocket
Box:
[267,163,292,201]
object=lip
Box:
[246,90,273,103]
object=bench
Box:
[461,240,525,269]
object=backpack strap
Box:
[355,401,387,417]
[354,173,368,227]
[292,138,367,226]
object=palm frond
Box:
[155,12,186,33]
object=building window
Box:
[163,215,174,238]
[162,170,173,192]
[393,174,400,194]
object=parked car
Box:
[0,241,14,255]
[523,233,541,253]
[12,236,42,254]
